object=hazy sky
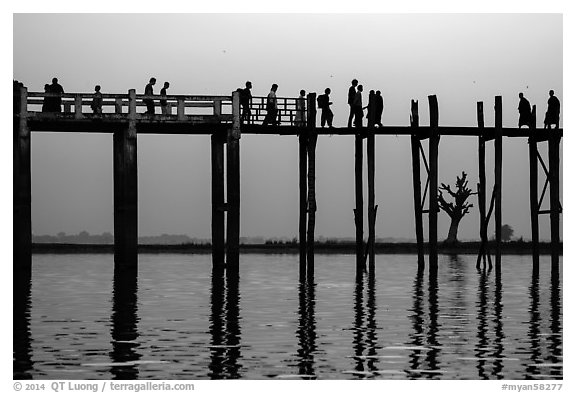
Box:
[13,13,563,241]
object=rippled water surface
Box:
[14,254,562,379]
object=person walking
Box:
[347,79,358,128]
[49,77,64,112]
[144,77,156,114]
[544,89,561,129]
[160,81,170,115]
[518,92,531,128]
[240,81,252,123]
[294,89,306,127]
[262,84,279,126]
[375,90,384,127]
[353,84,364,128]
[91,85,103,114]
[317,88,334,128]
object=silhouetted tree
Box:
[438,171,477,244]
[500,224,514,242]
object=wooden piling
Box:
[428,95,439,271]
[367,130,376,271]
[113,89,138,273]
[306,93,317,275]
[494,96,503,273]
[14,85,32,275]
[477,102,488,268]
[410,100,425,270]
[528,106,539,268]
[354,133,364,271]
[211,132,226,272]
[548,129,561,271]
[299,132,308,279]
[226,91,241,277]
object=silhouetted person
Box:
[317,88,334,128]
[544,90,560,129]
[365,90,376,127]
[518,92,531,128]
[353,84,364,128]
[240,81,252,123]
[49,77,64,112]
[262,84,278,126]
[295,89,306,127]
[347,79,358,127]
[91,85,103,114]
[144,77,156,114]
[160,81,170,115]
[375,90,384,127]
[42,84,50,112]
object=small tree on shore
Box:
[438,171,477,244]
[501,224,514,242]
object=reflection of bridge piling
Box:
[13,84,562,280]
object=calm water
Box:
[14,253,562,380]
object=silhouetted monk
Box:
[262,84,278,126]
[544,90,560,129]
[353,84,364,128]
[240,81,252,123]
[365,90,376,127]
[518,92,531,128]
[375,90,384,127]
[91,85,103,114]
[144,77,156,114]
[160,81,170,115]
[49,77,64,112]
[317,88,334,128]
[295,89,306,127]
[347,79,358,128]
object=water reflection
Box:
[351,270,379,377]
[207,271,242,379]
[407,266,441,378]
[14,271,34,379]
[294,275,318,378]
[475,267,506,379]
[109,271,141,379]
[548,269,562,377]
[526,269,542,378]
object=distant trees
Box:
[500,224,514,242]
[438,171,477,244]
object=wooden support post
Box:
[113,89,138,273]
[528,106,539,269]
[306,93,317,276]
[410,100,425,270]
[74,94,82,119]
[211,132,226,273]
[226,91,241,277]
[494,96,503,273]
[354,133,364,271]
[428,95,439,271]
[548,130,561,271]
[14,85,32,276]
[477,102,489,268]
[299,132,308,279]
[367,130,376,272]
[177,98,185,121]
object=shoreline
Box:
[31,241,562,255]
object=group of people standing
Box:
[41,78,64,112]
[144,77,171,115]
[518,90,561,129]
[347,79,384,128]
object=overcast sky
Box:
[13,13,562,241]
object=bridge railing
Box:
[25,91,234,122]
[244,96,307,126]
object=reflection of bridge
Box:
[14,86,562,280]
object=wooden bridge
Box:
[13,85,562,281]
